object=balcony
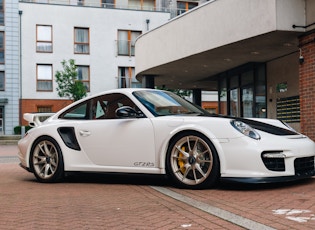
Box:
[19,0,171,13]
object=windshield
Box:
[133,90,210,117]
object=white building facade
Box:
[18,0,174,127]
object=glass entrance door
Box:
[242,87,254,117]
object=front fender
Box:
[155,123,228,173]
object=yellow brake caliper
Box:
[178,146,186,174]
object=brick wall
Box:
[20,99,72,126]
[299,30,315,140]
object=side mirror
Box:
[115,106,137,118]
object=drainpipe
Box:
[19,10,23,125]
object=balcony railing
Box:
[19,0,172,13]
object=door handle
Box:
[79,130,91,137]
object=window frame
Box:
[0,71,4,91]
[36,25,53,53]
[37,105,53,113]
[117,30,141,56]
[128,0,155,10]
[74,27,90,54]
[0,0,4,26]
[118,66,141,88]
[177,1,198,15]
[36,64,53,92]
[77,65,90,92]
[0,31,4,64]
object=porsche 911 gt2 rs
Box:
[18,88,315,189]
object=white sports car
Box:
[18,88,315,189]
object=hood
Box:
[207,114,298,136]
[237,117,298,136]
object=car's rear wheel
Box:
[30,136,64,183]
[166,132,220,189]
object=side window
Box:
[92,93,144,119]
[93,99,108,119]
[59,101,89,120]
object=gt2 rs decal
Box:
[134,162,154,167]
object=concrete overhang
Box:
[135,0,307,90]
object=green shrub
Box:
[14,126,32,135]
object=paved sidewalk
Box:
[1,145,315,229]
[0,164,242,229]
[0,144,18,156]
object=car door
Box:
[73,93,156,168]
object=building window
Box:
[36,25,53,52]
[101,0,114,8]
[0,106,3,135]
[0,32,4,64]
[177,1,198,15]
[37,106,52,113]
[117,30,141,56]
[128,0,155,10]
[77,65,90,91]
[0,71,4,91]
[0,0,4,25]
[118,67,141,88]
[218,63,266,118]
[69,0,84,5]
[37,64,53,91]
[74,27,89,54]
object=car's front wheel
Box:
[30,136,64,183]
[166,132,220,189]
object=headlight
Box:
[231,120,261,140]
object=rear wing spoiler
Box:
[23,113,55,127]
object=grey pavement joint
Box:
[151,186,275,230]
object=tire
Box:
[166,132,220,189]
[30,136,64,183]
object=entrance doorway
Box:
[219,63,266,118]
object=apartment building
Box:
[0,0,203,135]
[18,0,200,128]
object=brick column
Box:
[299,30,315,140]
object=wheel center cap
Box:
[188,156,196,165]
[46,157,51,163]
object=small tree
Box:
[55,59,87,101]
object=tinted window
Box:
[60,102,89,120]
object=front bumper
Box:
[219,134,315,180]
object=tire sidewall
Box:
[30,136,64,183]
[166,131,220,189]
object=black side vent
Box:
[58,127,81,151]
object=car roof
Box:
[88,88,157,98]
[53,88,161,117]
